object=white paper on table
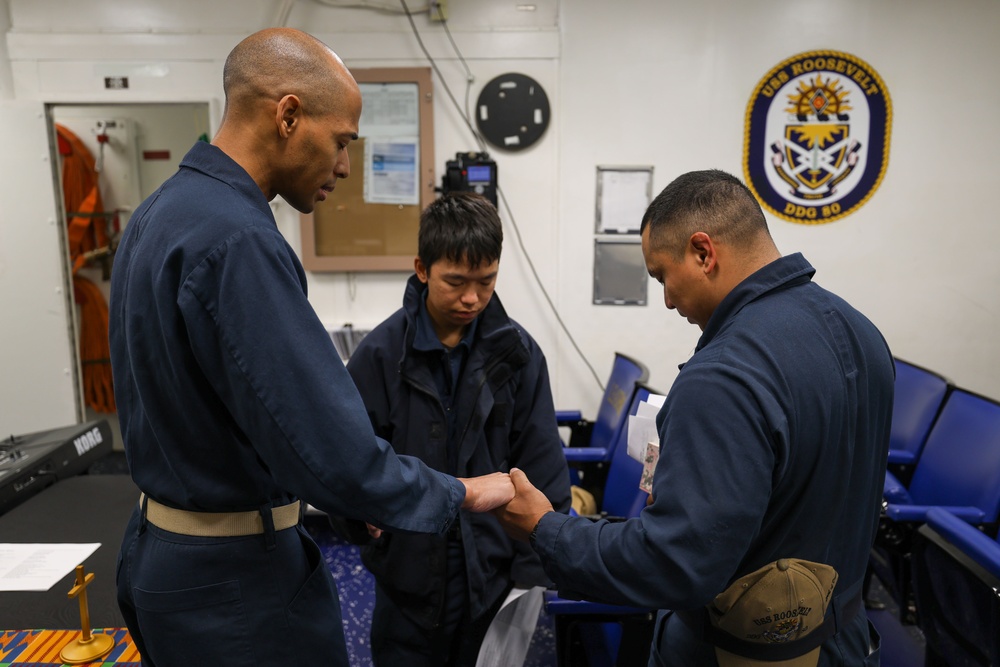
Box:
[0,543,101,591]
[475,585,544,667]
[627,414,659,462]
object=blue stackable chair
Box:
[882,387,1000,526]
[557,351,649,452]
[886,358,952,485]
[862,357,949,609]
[545,381,660,667]
[911,507,1000,666]
[872,386,1000,618]
[559,352,649,502]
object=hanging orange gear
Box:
[73,274,116,412]
[56,124,116,413]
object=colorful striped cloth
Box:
[0,629,140,666]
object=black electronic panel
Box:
[441,151,498,208]
[0,419,113,516]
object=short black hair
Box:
[418,193,503,270]
[640,169,771,257]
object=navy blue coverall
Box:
[346,274,571,664]
[109,142,465,666]
[529,254,894,666]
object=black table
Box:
[0,474,138,630]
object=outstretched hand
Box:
[493,468,553,542]
[458,472,515,512]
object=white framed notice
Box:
[358,82,421,206]
[595,166,654,234]
[300,68,435,272]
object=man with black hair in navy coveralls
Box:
[346,192,572,666]
[495,170,894,667]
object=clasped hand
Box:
[367,472,517,540]
[458,469,554,542]
[457,471,515,512]
[492,468,554,542]
[366,470,552,541]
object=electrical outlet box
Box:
[430,0,448,22]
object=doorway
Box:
[51,103,211,450]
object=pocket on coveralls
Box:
[134,579,255,664]
[863,619,882,665]
[284,530,346,659]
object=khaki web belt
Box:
[140,493,300,537]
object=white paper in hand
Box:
[627,394,666,461]
[636,393,665,418]
[627,414,658,462]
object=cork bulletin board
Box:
[300,68,435,271]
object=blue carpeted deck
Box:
[86,451,927,667]
[309,515,925,667]
[308,516,557,667]
[89,452,924,667]
[865,577,927,667]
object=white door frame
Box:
[0,98,218,437]
[0,100,80,435]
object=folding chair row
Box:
[558,351,649,501]
[911,507,1000,666]
[886,357,952,485]
[871,378,1000,620]
[557,351,649,452]
[547,380,661,667]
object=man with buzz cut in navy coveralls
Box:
[495,169,895,666]
[108,28,513,667]
[344,192,572,666]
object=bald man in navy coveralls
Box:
[109,28,513,667]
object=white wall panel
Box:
[0,102,78,435]
[0,0,13,99]
[555,0,1000,407]
[8,0,273,33]
[1,0,999,421]
[6,30,558,63]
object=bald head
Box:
[222,28,355,122]
[213,28,362,214]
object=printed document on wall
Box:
[364,140,419,205]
